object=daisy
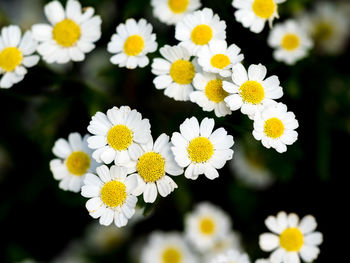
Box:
[107,18,158,69]
[87,106,151,168]
[50,132,98,193]
[268,20,313,65]
[190,72,231,117]
[210,250,250,263]
[223,63,283,120]
[175,8,226,55]
[151,44,198,101]
[81,165,138,227]
[255,259,270,263]
[171,117,234,180]
[252,102,298,153]
[232,0,286,33]
[197,40,244,78]
[259,211,323,263]
[141,231,198,263]
[32,0,102,64]
[0,25,39,89]
[151,0,201,26]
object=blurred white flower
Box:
[210,249,250,263]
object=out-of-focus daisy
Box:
[259,211,323,263]
[252,102,298,153]
[50,132,97,193]
[210,249,250,263]
[223,63,283,120]
[32,0,102,64]
[255,259,270,263]
[175,8,226,55]
[151,0,201,26]
[141,231,198,263]
[232,0,286,33]
[171,117,234,180]
[197,40,243,78]
[268,20,313,65]
[107,18,157,69]
[151,45,197,101]
[0,25,39,89]
[87,106,151,167]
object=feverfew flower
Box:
[107,18,157,69]
[0,25,39,89]
[210,249,250,263]
[32,0,102,64]
[259,211,323,263]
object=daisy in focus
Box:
[171,117,234,180]
[210,249,250,263]
[50,132,97,193]
[268,20,313,65]
[0,25,39,89]
[175,8,226,55]
[223,63,283,120]
[151,0,201,26]
[81,165,138,227]
[107,18,158,69]
[232,0,286,33]
[259,211,323,263]
[32,0,102,64]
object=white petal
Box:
[143,183,157,203]
[259,233,279,251]
[299,215,317,234]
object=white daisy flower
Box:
[87,106,151,168]
[268,20,313,65]
[197,40,244,78]
[210,249,250,263]
[175,8,226,55]
[185,202,232,252]
[252,102,298,153]
[32,0,102,64]
[223,63,283,120]
[255,259,270,263]
[232,0,286,33]
[50,132,98,193]
[190,72,231,117]
[171,117,234,180]
[0,25,39,89]
[81,165,138,227]
[151,0,201,26]
[107,18,158,69]
[141,231,198,263]
[152,44,198,101]
[259,211,323,263]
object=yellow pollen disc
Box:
[279,227,304,252]
[205,79,228,103]
[210,54,230,69]
[0,47,23,72]
[281,34,300,51]
[170,59,195,85]
[239,80,265,104]
[168,0,189,13]
[264,117,284,138]
[187,137,214,163]
[100,181,127,208]
[162,247,182,263]
[123,35,144,56]
[314,22,333,42]
[107,125,133,151]
[199,217,215,235]
[137,152,165,183]
[252,0,276,19]
[66,151,91,176]
[191,25,213,45]
[53,19,81,47]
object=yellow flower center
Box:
[239,80,265,104]
[100,181,127,208]
[168,0,189,13]
[52,19,81,47]
[170,59,195,85]
[123,35,144,56]
[205,79,229,103]
[66,151,91,176]
[199,217,215,235]
[314,22,333,42]
[191,25,213,45]
[281,34,300,51]
[264,117,284,138]
[137,152,165,183]
[162,247,182,263]
[279,227,304,252]
[107,125,133,151]
[0,47,23,72]
[187,137,214,163]
[210,54,230,69]
[252,0,276,19]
